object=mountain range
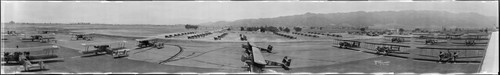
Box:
[200,10,498,29]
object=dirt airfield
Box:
[1,23,486,73]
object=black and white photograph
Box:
[1,2,498,74]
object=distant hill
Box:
[200,10,498,29]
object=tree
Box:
[360,28,366,32]
[399,28,405,32]
[240,27,245,31]
[414,28,420,31]
[293,27,302,32]
[185,24,199,30]
[284,28,291,33]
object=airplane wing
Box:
[337,39,361,42]
[135,38,157,41]
[364,42,411,48]
[29,58,64,62]
[252,47,267,65]
[412,33,433,35]
[264,60,285,67]
[81,41,127,46]
[383,35,414,38]
[416,47,484,50]
[3,45,59,52]
[451,42,488,44]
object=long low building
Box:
[479,31,498,73]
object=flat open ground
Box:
[1,23,488,73]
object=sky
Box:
[1,2,498,25]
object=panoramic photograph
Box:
[1,2,498,74]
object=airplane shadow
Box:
[412,58,482,64]
[458,56,483,59]
[416,54,438,58]
[21,69,49,72]
[2,63,22,66]
[2,60,64,66]
[113,56,128,59]
[80,54,106,58]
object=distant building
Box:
[9,21,15,24]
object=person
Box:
[267,45,273,51]
[282,56,289,63]
[438,51,444,62]
[16,45,19,48]
[453,52,459,62]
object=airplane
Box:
[463,34,490,40]
[36,29,58,34]
[291,32,319,37]
[450,39,489,46]
[3,31,20,36]
[333,39,361,49]
[80,41,130,58]
[383,36,412,43]
[187,32,212,39]
[413,39,448,45]
[242,42,273,53]
[272,32,297,39]
[164,32,195,38]
[214,33,228,40]
[416,47,485,63]
[412,33,435,39]
[241,42,291,73]
[364,42,411,55]
[3,45,62,64]
[70,33,94,41]
[19,34,56,43]
[136,38,164,49]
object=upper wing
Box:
[252,47,267,65]
[3,45,59,52]
[364,42,411,48]
[136,37,157,41]
[416,47,484,50]
[81,41,127,46]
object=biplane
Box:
[444,33,490,46]
[36,29,58,34]
[3,31,20,36]
[136,38,164,49]
[3,45,62,64]
[241,42,291,73]
[449,39,489,46]
[70,33,93,41]
[415,33,463,40]
[81,41,129,58]
[412,33,434,39]
[462,34,490,40]
[19,34,56,43]
[333,39,361,49]
[438,34,463,39]
[242,42,273,53]
[214,33,228,40]
[383,36,412,43]
[416,47,484,63]
[413,39,447,45]
[364,42,411,55]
